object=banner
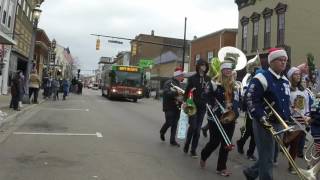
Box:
[177,107,189,139]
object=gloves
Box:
[259,116,272,129]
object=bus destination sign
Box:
[117,66,139,72]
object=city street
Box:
[0,89,304,180]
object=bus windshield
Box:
[113,71,142,87]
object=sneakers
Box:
[288,167,297,175]
[170,142,180,147]
[247,155,257,161]
[183,145,189,154]
[243,169,255,180]
[202,128,208,138]
[273,161,279,166]
[200,160,206,169]
[216,169,232,177]
[160,133,165,141]
[236,140,244,154]
[190,151,198,158]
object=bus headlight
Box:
[111,88,117,93]
[137,90,142,95]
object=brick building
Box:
[190,28,237,72]
[130,31,190,90]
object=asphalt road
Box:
[0,89,305,180]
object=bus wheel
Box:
[133,98,137,102]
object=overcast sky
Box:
[38,0,239,75]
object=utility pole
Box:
[182,17,187,71]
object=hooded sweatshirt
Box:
[184,59,210,109]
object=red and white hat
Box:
[173,67,184,77]
[287,67,301,80]
[268,48,288,64]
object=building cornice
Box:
[275,2,288,14]
[262,7,273,18]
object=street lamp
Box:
[25,4,42,104]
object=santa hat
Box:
[173,67,184,77]
[268,48,288,64]
[287,67,301,80]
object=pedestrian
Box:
[10,71,21,111]
[284,66,312,174]
[243,48,291,180]
[29,69,41,103]
[160,67,185,147]
[62,78,69,100]
[200,54,240,177]
[236,57,261,161]
[183,58,210,158]
[18,71,26,108]
[52,78,60,100]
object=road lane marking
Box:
[40,108,90,112]
[13,132,103,138]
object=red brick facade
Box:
[190,29,237,71]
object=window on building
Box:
[250,12,260,52]
[207,51,213,62]
[275,3,287,46]
[8,1,13,28]
[26,5,29,17]
[277,13,285,45]
[262,7,273,49]
[18,0,21,4]
[240,16,249,52]
[2,0,8,25]
[2,10,6,24]
[23,0,26,12]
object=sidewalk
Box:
[0,92,45,127]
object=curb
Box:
[0,99,45,129]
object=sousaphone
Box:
[217,47,247,124]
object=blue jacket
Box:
[204,81,240,122]
[246,68,291,123]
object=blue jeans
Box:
[184,107,206,153]
[244,120,281,180]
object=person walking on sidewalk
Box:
[18,71,26,108]
[10,71,21,111]
[183,59,210,158]
[52,78,60,101]
[29,69,41,104]
[62,78,69,100]
[160,67,185,147]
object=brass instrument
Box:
[170,83,197,116]
[206,104,234,151]
[170,83,185,95]
[264,98,320,180]
[215,99,236,124]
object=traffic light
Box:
[96,38,100,50]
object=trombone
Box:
[206,103,234,151]
[264,98,320,180]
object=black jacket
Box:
[162,78,182,112]
[184,59,210,109]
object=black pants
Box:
[185,107,206,153]
[237,114,256,156]
[10,95,19,110]
[29,88,39,103]
[160,110,180,143]
[201,120,235,171]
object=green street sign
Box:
[138,59,154,68]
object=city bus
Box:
[101,65,144,102]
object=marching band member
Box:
[200,54,240,177]
[160,67,185,147]
[236,55,261,161]
[243,48,291,180]
[285,67,312,174]
[183,59,210,158]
